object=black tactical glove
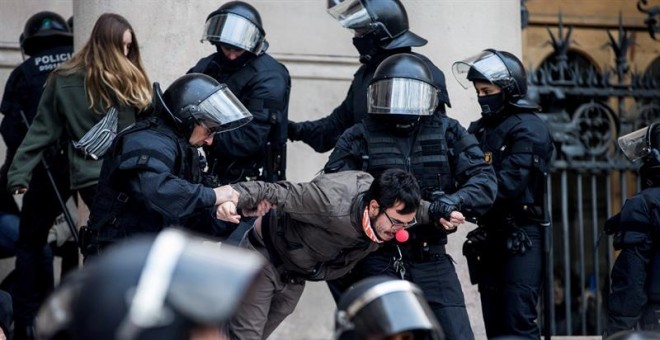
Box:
[505,218,532,255]
[287,121,302,141]
[429,194,461,221]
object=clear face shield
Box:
[335,279,442,340]
[452,50,512,89]
[327,0,377,36]
[193,84,253,134]
[368,78,438,116]
[618,125,654,161]
[201,13,265,54]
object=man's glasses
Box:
[200,121,220,137]
[383,210,417,229]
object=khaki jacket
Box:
[233,171,383,281]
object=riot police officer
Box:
[452,49,554,338]
[288,0,451,153]
[82,73,252,258]
[335,276,445,340]
[37,228,266,340]
[189,1,290,185]
[324,53,497,340]
[0,11,72,232]
[606,123,660,335]
[0,12,73,339]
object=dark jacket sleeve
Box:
[208,63,289,161]
[323,123,367,173]
[0,67,29,152]
[446,118,497,216]
[291,84,357,153]
[119,131,216,219]
[495,116,551,203]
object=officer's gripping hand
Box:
[287,121,302,141]
[213,185,239,206]
[216,201,241,224]
[242,199,275,217]
[429,194,464,233]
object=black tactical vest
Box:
[194,53,290,182]
[363,115,452,200]
[469,113,551,219]
[87,118,197,243]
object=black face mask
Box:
[478,92,506,120]
[378,115,421,136]
[352,36,381,64]
[215,44,254,71]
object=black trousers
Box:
[478,223,543,339]
[13,156,96,329]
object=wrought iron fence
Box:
[527,17,660,336]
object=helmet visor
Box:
[338,280,442,339]
[201,13,264,54]
[195,85,253,134]
[452,50,511,89]
[368,78,438,116]
[168,238,265,324]
[618,126,652,161]
[327,0,373,34]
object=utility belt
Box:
[485,204,544,227]
[382,239,446,263]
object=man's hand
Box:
[242,199,274,217]
[216,201,241,224]
[213,185,239,206]
[439,211,465,233]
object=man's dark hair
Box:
[365,168,421,214]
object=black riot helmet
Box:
[335,276,444,340]
[20,11,72,56]
[328,0,426,61]
[201,1,267,55]
[368,53,439,134]
[153,73,252,141]
[36,228,265,340]
[618,122,660,189]
[452,49,538,114]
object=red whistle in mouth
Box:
[395,229,409,243]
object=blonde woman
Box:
[7,13,151,338]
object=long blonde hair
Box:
[53,13,152,112]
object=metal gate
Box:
[528,19,660,336]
